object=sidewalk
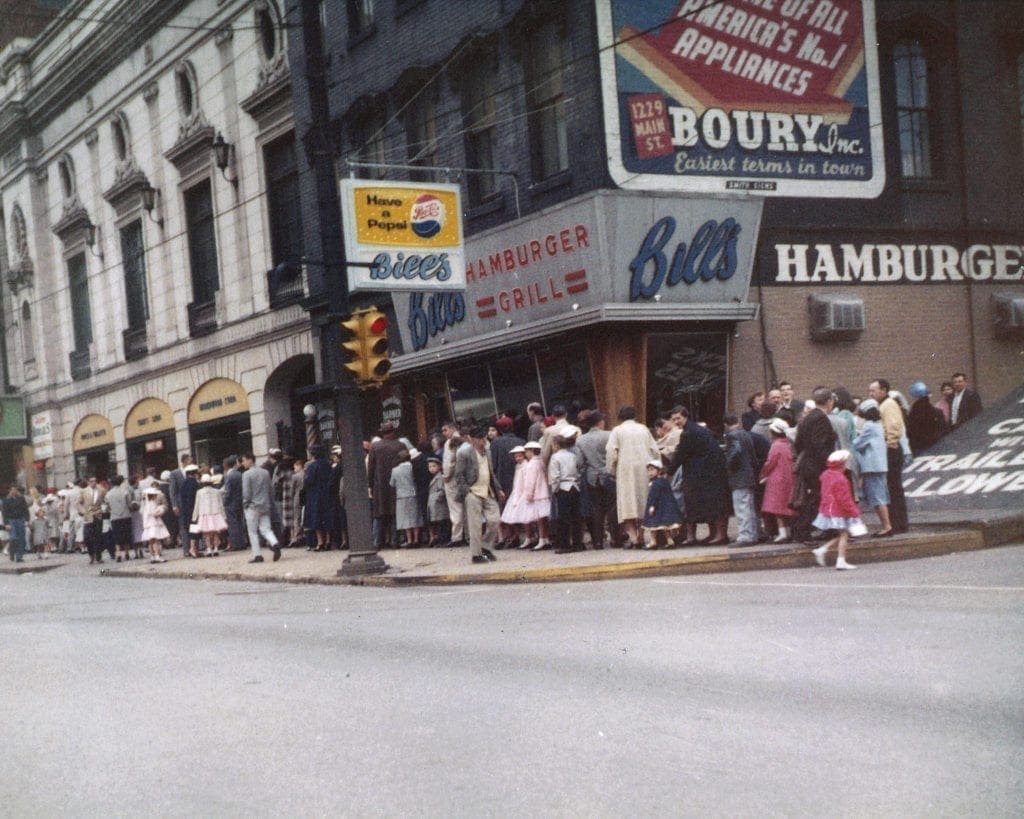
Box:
[80,509,1021,587]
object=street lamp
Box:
[212,131,238,186]
[139,182,163,227]
[84,221,103,260]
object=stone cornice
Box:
[164,111,215,169]
[240,52,291,120]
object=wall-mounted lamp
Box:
[84,221,104,260]
[212,131,238,186]
[139,182,164,228]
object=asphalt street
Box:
[1,546,1022,816]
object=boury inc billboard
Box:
[596,0,885,197]
[339,179,466,293]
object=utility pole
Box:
[295,0,385,576]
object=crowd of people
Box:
[2,372,982,569]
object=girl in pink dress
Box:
[192,473,228,556]
[811,450,866,570]
[516,441,552,550]
[759,418,796,543]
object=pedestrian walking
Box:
[3,485,30,562]
[811,450,866,570]
[241,453,281,563]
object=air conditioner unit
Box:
[808,294,865,341]
[991,292,1024,339]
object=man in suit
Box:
[576,411,619,549]
[168,453,192,550]
[241,453,281,563]
[454,426,504,564]
[221,456,246,551]
[76,476,107,564]
[950,372,983,429]
[778,381,806,420]
[791,388,838,543]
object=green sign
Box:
[0,398,27,440]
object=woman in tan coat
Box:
[605,406,660,549]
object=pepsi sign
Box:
[339,180,466,293]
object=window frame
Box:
[893,38,935,180]
[183,179,220,305]
[67,252,93,353]
[120,219,149,330]
[524,22,570,183]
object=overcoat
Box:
[606,419,659,521]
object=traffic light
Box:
[341,307,391,388]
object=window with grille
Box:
[68,252,93,352]
[184,180,219,304]
[893,40,933,179]
[265,133,304,268]
[405,95,438,182]
[120,219,148,330]
[462,63,498,204]
[525,23,569,182]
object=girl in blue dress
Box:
[642,460,682,549]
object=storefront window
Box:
[447,364,494,423]
[443,339,596,426]
[646,333,728,429]
[536,341,595,413]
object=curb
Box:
[96,526,1002,588]
[0,561,68,575]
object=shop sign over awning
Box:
[596,0,885,198]
[188,379,249,426]
[904,384,1024,515]
[125,398,176,439]
[389,189,763,370]
[73,413,114,452]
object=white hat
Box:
[144,486,161,495]
[509,446,526,455]
[200,473,213,484]
[827,449,851,464]
[647,459,663,469]
[523,441,542,451]
[269,448,282,456]
[160,470,172,481]
[184,464,199,473]
[560,425,581,440]
[858,398,879,412]
[768,418,790,436]
[331,445,343,455]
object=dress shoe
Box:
[521,540,537,550]
[471,555,488,564]
[272,545,282,562]
[532,541,551,551]
[872,529,894,538]
[249,555,264,563]
[481,548,496,561]
[812,544,828,567]
[680,538,698,546]
[706,537,730,546]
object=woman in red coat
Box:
[811,450,866,570]
[759,419,795,543]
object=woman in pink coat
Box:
[759,418,796,543]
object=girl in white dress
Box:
[192,473,228,556]
[141,486,170,563]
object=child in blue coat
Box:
[642,460,682,550]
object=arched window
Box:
[21,302,34,363]
[10,204,28,262]
[175,62,198,119]
[57,155,76,200]
[893,40,933,178]
[256,2,279,61]
[111,114,130,161]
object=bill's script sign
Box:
[905,384,1024,514]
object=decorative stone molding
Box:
[85,94,94,114]
[164,109,215,169]
[7,258,34,295]
[102,157,150,209]
[240,51,291,119]
[142,81,159,103]
[51,195,92,244]
[33,165,48,186]
[144,43,153,65]
[84,128,99,148]
[215,25,234,46]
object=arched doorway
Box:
[124,397,177,477]
[72,414,116,480]
[187,378,251,469]
[264,354,315,457]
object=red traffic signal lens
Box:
[369,316,387,334]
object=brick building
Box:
[289,0,1023,439]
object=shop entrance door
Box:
[646,332,728,431]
